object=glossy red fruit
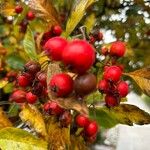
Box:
[74,73,97,96]
[44,101,64,115]
[59,111,72,127]
[26,92,37,104]
[117,81,129,97]
[26,11,35,20]
[49,73,73,97]
[62,40,95,74]
[44,37,68,61]
[36,71,47,86]
[24,61,41,75]
[104,66,122,82]
[15,5,23,14]
[53,25,62,36]
[110,41,126,57]
[10,90,26,103]
[105,94,118,107]
[97,79,109,93]
[85,121,98,136]
[75,114,89,127]
[17,75,30,87]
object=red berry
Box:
[15,5,23,14]
[44,101,64,115]
[105,94,118,107]
[49,73,73,97]
[110,41,126,57]
[89,35,95,44]
[36,71,47,86]
[10,90,26,103]
[26,11,35,20]
[53,25,62,36]
[117,81,129,97]
[97,79,109,93]
[98,32,103,41]
[104,66,122,82]
[26,92,37,104]
[44,37,68,61]
[101,46,108,55]
[62,40,95,74]
[17,75,30,87]
[75,114,89,127]
[85,121,98,136]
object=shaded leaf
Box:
[84,13,96,34]
[0,108,12,129]
[125,66,150,96]
[19,104,48,140]
[6,54,25,70]
[23,27,38,61]
[28,0,59,29]
[0,127,47,150]
[90,104,150,128]
[64,0,95,37]
[47,63,88,115]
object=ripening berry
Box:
[74,73,97,96]
[26,11,35,20]
[36,71,47,86]
[110,41,126,57]
[75,114,89,127]
[97,79,109,93]
[49,73,73,97]
[98,32,103,41]
[44,101,64,115]
[101,46,108,55]
[104,66,122,82]
[44,37,68,61]
[105,94,118,107]
[17,75,30,87]
[26,92,37,104]
[117,81,129,97]
[10,90,26,103]
[85,121,99,136]
[24,61,41,75]
[52,25,62,36]
[62,40,95,74]
[15,5,23,14]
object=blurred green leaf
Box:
[23,26,38,61]
[0,127,48,150]
[64,0,95,37]
[3,83,14,93]
[6,54,25,70]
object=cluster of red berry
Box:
[10,61,47,104]
[15,5,35,32]
[89,31,103,44]
[98,41,129,107]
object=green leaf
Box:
[64,0,95,37]
[90,104,150,128]
[23,27,38,61]
[0,127,48,150]
[6,54,25,70]
[3,83,14,93]
[89,107,118,128]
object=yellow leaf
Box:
[46,117,70,150]
[0,127,47,150]
[125,66,150,96]
[0,80,8,88]
[19,104,48,140]
[47,63,88,115]
[28,0,59,29]
[0,108,12,129]
[64,0,95,37]
[84,13,96,34]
